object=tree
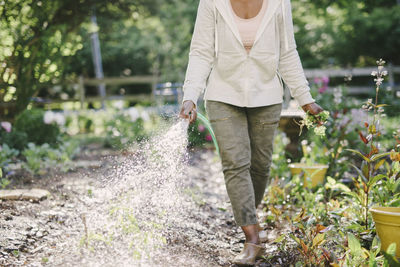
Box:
[0,0,158,119]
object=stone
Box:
[0,189,50,202]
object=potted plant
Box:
[370,138,400,258]
[289,140,329,188]
[345,59,400,257]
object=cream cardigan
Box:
[182,0,315,108]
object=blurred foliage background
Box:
[0,0,400,119]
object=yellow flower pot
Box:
[370,206,400,257]
[289,163,328,188]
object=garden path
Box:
[0,147,294,266]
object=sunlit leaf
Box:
[346,149,370,162]
[348,233,363,258]
[374,159,386,171]
[371,152,391,162]
[368,174,386,187]
[350,163,368,183]
[312,233,325,248]
[273,234,285,243]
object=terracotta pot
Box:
[288,163,328,188]
[370,206,400,257]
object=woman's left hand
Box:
[301,102,324,115]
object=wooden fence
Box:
[3,65,399,110]
[77,64,400,107]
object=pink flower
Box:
[322,76,330,84]
[314,77,322,84]
[1,121,12,132]
[318,85,328,93]
[205,134,213,142]
[198,124,205,132]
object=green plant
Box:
[0,168,10,189]
[297,111,330,137]
[104,107,155,149]
[371,161,400,207]
[21,139,80,175]
[345,59,392,231]
[14,109,60,146]
[271,130,291,179]
[288,209,336,266]
[0,129,28,151]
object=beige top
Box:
[229,0,268,53]
[182,0,315,108]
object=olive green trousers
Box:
[206,100,282,226]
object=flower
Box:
[113,100,124,110]
[318,85,328,94]
[198,124,205,132]
[0,121,12,132]
[43,111,65,126]
[205,134,213,142]
[53,113,65,126]
[140,110,150,122]
[322,76,330,84]
[127,107,140,122]
[314,125,327,136]
[43,111,55,124]
[333,87,342,104]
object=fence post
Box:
[78,75,85,109]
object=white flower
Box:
[371,71,378,77]
[374,77,384,86]
[53,113,65,126]
[314,125,326,136]
[127,107,140,122]
[301,140,308,145]
[140,110,150,122]
[0,121,12,132]
[113,100,124,110]
[43,111,54,124]
[340,140,349,147]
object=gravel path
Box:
[1,147,293,267]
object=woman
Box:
[179,0,323,265]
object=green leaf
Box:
[312,233,325,248]
[348,233,362,257]
[381,244,400,267]
[350,163,368,183]
[273,234,286,243]
[289,234,301,245]
[376,104,389,108]
[374,159,386,171]
[343,191,362,203]
[370,152,391,162]
[362,161,370,180]
[346,149,370,162]
[368,174,387,187]
[387,242,397,256]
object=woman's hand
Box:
[301,102,324,115]
[179,100,197,123]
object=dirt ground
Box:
[0,146,297,267]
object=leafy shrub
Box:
[21,139,80,175]
[104,107,153,149]
[14,109,61,146]
[0,130,28,151]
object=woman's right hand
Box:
[179,100,197,123]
